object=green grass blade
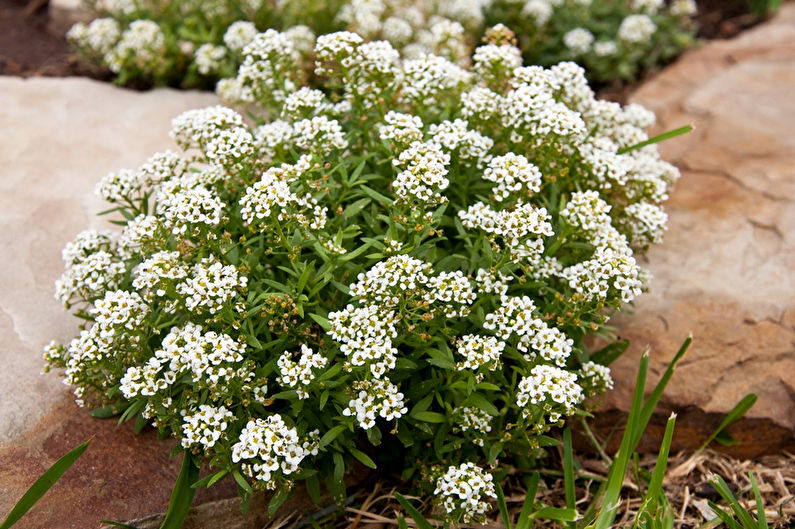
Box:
[710,475,757,529]
[0,440,90,529]
[496,483,513,529]
[641,413,677,521]
[633,338,691,449]
[748,472,768,529]
[394,493,433,529]
[591,351,649,529]
[563,427,577,527]
[707,501,742,529]
[533,507,578,522]
[397,513,409,529]
[517,472,540,529]
[696,394,757,453]
[158,451,199,529]
[617,125,693,154]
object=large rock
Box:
[591,6,795,458]
[0,77,243,528]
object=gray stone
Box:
[590,5,795,458]
[0,76,222,528]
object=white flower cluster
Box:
[559,191,645,303]
[55,248,125,307]
[240,158,328,232]
[459,200,553,262]
[59,290,149,401]
[342,378,409,429]
[328,304,399,378]
[563,27,595,55]
[61,230,115,265]
[106,20,166,74]
[195,43,227,75]
[181,404,234,450]
[120,322,248,399]
[517,364,584,422]
[434,463,496,523]
[176,259,248,314]
[455,334,505,371]
[392,141,450,207]
[484,296,573,365]
[483,153,542,201]
[618,14,658,43]
[455,406,493,445]
[579,360,614,394]
[427,119,493,167]
[231,415,318,488]
[223,21,258,52]
[277,345,329,399]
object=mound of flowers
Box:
[67,0,697,88]
[47,26,680,523]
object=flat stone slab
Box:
[0,76,231,527]
[593,5,795,457]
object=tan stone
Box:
[592,6,795,457]
[0,76,222,527]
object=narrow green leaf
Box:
[394,493,433,529]
[191,469,229,489]
[0,441,90,529]
[516,472,539,529]
[268,487,290,517]
[233,470,254,495]
[749,472,768,529]
[341,197,371,219]
[158,452,199,529]
[349,447,377,469]
[563,427,576,526]
[642,413,677,518]
[532,507,579,522]
[697,393,757,453]
[318,424,347,449]
[308,313,331,331]
[305,474,321,505]
[411,411,446,423]
[496,483,513,529]
[617,125,693,154]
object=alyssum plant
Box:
[46,25,684,524]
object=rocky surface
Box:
[591,5,795,458]
[0,76,236,528]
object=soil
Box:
[0,0,111,79]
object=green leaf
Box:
[617,125,693,154]
[191,470,229,489]
[158,451,199,529]
[590,339,629,366]
[462,393,499,417]
[411,411,445,423]
[358,185,393,205]
[0,441,90,529]
[496,483,513,529]
[308,313,331,331]
[749,472,768,529]
[232,470,254,495]
[394,493,433,529]
[268,487,290,517]
[349,447,377,469]
[318,424,347,449]
[563,427,576,526]
[305,474,321,505]
[697,393,757,453]
[341,197,371,219]
[532,507,578,522]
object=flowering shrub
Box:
[487,0,698,82]
[66,0,342,87]
[67,0,699,88]
[47,26,682,523]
